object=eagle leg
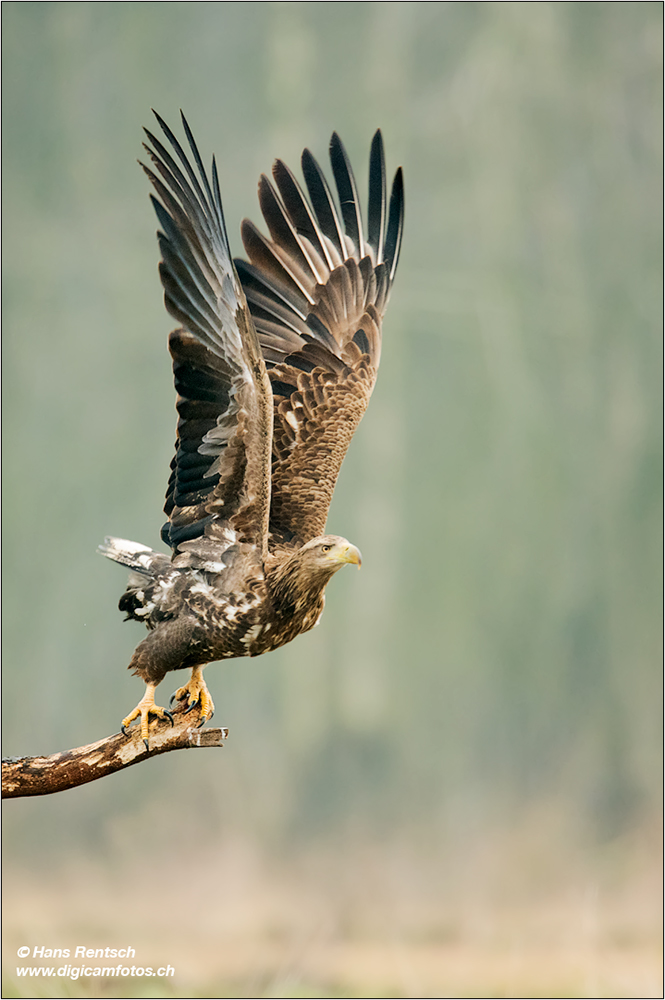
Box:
[121,683,174,749]
[169,665,215,728]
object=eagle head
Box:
[298,535,362,579]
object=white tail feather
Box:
[98,536,167,575]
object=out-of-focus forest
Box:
[2,3,661,997]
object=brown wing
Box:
[234,131,404,547]
[142,112,273,571]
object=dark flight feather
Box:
[384,167,405,283]
[329,131,364,255]
[301,148,347,260]
[367,130,386,263]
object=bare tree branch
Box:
[2,703,227,799]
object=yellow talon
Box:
[121,683,173,746]
[171,665,215,725]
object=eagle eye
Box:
[321,544,332,552]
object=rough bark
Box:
[2,703,227,798]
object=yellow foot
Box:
[121,684,174,749]
[169,666,215,727]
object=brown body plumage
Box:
[100,113,403,745]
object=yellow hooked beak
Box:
[337,543,362,569]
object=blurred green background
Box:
[2,3,662,997]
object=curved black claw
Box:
[197,717,207,729]
[143,737,150,751]
[184,699,200,715]
[121,725,129,737]
[164,709,174,727]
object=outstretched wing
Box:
[234,131,403,548]
[142,112,273,571]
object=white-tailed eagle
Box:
[100,113,404,746]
